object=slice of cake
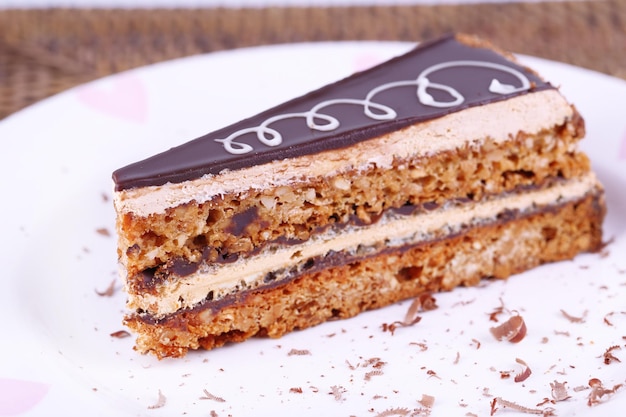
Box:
[112,34,605,359]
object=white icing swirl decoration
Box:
[214,60,531,155]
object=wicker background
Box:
[0,1,624,120]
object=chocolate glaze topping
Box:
[113,35,552,191]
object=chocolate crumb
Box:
[95,279,117,297]
[426,370,440,379]
[96,227,111,237]
[110,330,131,338]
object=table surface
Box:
[0,0,624,120]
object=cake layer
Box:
[126,172,601,319]
[115,97,587,277]
[124,188,605,358]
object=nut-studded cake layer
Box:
[117,115,587,279]
[124,189,605,359]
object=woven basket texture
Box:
[1,1,624,119]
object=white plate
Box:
[1,42,625,417]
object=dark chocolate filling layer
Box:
[113,35,552,191]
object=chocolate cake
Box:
[112,34,605,358]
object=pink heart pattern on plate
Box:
[76,73,148,123]
[0,378,50,416]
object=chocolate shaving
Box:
[287,348,311,356]
[514,358,532,383]
[487,298,507,322]
[490,397,555,416]
[452,298,475,307]
[200,389,226,402]
[329,385,346,401]
[418,394,435,408]
[289,387,303,394]
[95,279,117,297]
[375,407,411,417]
[587,378,623,406]
[550,380,571,402]
[364,370,383,381]
[414,292,438,312]
[602,345,622,364]
[147,390,166,409]
[110,330,131,338]
[409,342,428,352]
[382,293,436,334]
[560,309,587,323]
[363,357,386,369]
[490,314,527,343]
[535,398,552,407]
